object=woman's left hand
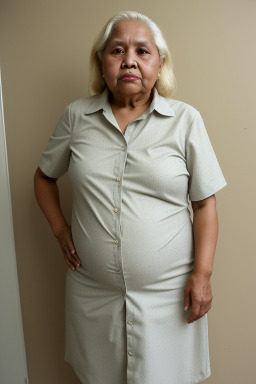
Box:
[184,272,213,324]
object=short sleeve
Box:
[38,104,72,178]
[185,111,227,201]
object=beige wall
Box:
[0,0,254,383]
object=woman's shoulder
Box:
[66,93,102,115]
[161,95,200,119]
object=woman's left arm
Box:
[184,194,218,324]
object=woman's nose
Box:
[121,51,137,68]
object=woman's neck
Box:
[108,89,154,111]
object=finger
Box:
[192,310,209,322]
[66,241,81,266]
[204,303,212,315]
[187,302,201,323]
[58,240,77,270]
[187,311,202,323]
[184,289,191,311]
[63,246,77,271]
[188,315,202,323]
[70,249,82,267]
[199,299,212,316]
[188,304,209,323]
[64,253,76,271]
[65,243,81,267]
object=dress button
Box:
[128,351,133,356]
[117,268,120,272]
[121,146,125,151]
[114,207,118,213]
[128,320,133,325]
[116,176,121,181]
[115,239,119,244]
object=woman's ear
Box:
[159,59,165,74]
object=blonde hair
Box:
[88,11,177,97]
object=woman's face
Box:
[101,20,163,98]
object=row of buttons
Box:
[114,148,125,271]
[128,318,133,356]
[114,148,124,243]
[119,144,134,359]
[118,145,134,359]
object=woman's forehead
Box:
[109,20,154,44]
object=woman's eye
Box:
[138,49,149,54]
[113,48,124,54]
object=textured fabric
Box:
[38,87,227,384]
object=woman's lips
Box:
[121,75,140,81]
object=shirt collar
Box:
[84,87,175,117]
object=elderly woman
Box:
[34,10,227,384]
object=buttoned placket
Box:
[102,103,149,382]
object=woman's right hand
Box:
[54,224,82,271]
[34,168,81,271]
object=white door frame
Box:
[0,62,29,384]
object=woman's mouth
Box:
[120,74,140,81]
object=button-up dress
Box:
[38,86,227,384]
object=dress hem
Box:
[64,355,211,384]
[189,370,211,384]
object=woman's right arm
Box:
[33,167,81,270]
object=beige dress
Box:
[38,87,227,384]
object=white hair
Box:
[88,10,177,97]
